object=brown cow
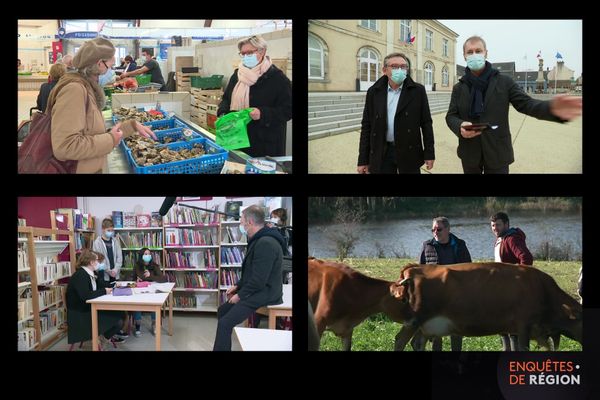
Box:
[390,262,582,351]
[308,257,412,350]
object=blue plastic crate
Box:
[142,118,186,130]
[112,108,167,125]
[155,127,201,144]
[126,138,228,174]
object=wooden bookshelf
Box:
[218,220,247,307]
[162,205,220,312]
[17,226,75,351]
[50,209,95,256]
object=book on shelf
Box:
[17,327,36,351]
[112,211,123,228]
[18,217,27,227]
[123,212,136,228]
[151,212,162,227]
[136,214,151,228]
[18,249,29,270]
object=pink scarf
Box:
[230,56,272,111]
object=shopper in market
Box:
[213,205,285,351]
[132,248,166,337]
[47,37,157,173]
[61,54,76,72]
[218,35,292,157]
[119,48,165,90]
[66,249,126,349]
[36,63,66,114]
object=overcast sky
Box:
[437,20,582,77]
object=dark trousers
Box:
[500,334,519,351]
[213,302,256,351]
[462,159,509,174]
[100,311,123,339]
[380,142,421,174]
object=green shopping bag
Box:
[215,108,252,150]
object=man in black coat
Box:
[218,35,292,158]
[446,35,582,174]
[213,205,285,351]
[358,52,435,174]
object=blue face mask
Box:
[242,54,259,69]
[390,68,407,84]
[98,68,115,86]
[96,262,106,271]
[239,223,247,236]
[142,254,152,263]
[104,230,114,239]
[466,54,486,71]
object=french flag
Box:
[406,30,415,44]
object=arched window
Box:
[442,66,449,86]
[424,61,434,90]
[359,47,380,91]
[308,34,325,79]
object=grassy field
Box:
[318,258,582,351]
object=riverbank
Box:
[308,197,581,223]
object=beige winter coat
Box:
[49,74,136,173]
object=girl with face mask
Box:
[132,248,167,337]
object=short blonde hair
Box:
[237,35,268,52]
[49,63,67,82]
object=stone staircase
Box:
[308,91,453,140]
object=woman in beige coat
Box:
[48,37,156,173]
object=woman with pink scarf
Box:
[218,35,292,157]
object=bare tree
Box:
[324,197,365,261]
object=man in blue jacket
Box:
[213,205,285,351]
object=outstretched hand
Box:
[550,94,582,121]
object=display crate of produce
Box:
[126,138,228,174]
[191,75,224,89]
[142,118,186,131]
[113,108,166,124]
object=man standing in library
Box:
[213,205,285,351]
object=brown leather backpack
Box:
[18,81,90,174]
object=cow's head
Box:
[390,277,411,303]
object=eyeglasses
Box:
[432,227,445,233]
[388,64,409,71]
[102,60,110,69]
[239,49,261,57]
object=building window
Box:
[425,30,433,51]
[308,35,324,79]
[442,66,449,86]
[115,47,127,64]
[424,62,434,87]
[360,20,378,31]
[443,39,448,57]
[400,20,411,42]
[359,48,380,91]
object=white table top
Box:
[234,327,292,351]
[268,284,292,310]
[87,282,175,305]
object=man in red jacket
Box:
[490,211,533,350]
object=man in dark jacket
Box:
[213,205,285,351]
[414,216,472,352]
[490,211,533,350]
[36,63,66,113]
[358,52,435,174]
[446,36,582,174]
[218,35,292,158]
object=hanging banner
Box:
[52,41,63,63]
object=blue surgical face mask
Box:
[242,54,259,69]
[98,68,115,86]
[466,54,486,71]
[104,230,114,239]
[239,223,247,236]
[390,68,407,84]
[96,262,106,271]
[142,254,152,263]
